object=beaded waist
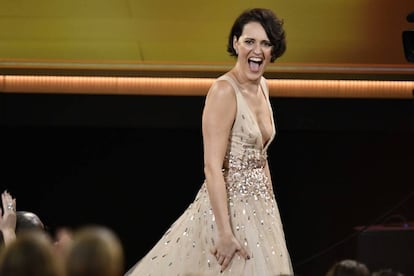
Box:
[223,150,267,171]
[222,151,272,200]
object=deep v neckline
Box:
[240,81,275,150]
[220,75,275,150]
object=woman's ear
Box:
[233,36,239,55]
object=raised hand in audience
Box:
[0,190,17,246]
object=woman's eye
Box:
[263,41,273,47]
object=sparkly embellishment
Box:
[244,238,248,247]
[222,150,273,202]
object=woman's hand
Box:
[211,232,250,272]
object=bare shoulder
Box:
[206,78,236,104]
[203,78,237,127]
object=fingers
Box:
[211,246,250,273]
[1,192,6,209]
[217,250,249,273]
[217,255,225,265]
[1,190,16,213]
[211,247,230,272]
[235,248,251,260]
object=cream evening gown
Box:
[125,74,294,276]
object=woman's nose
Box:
[253,43,262,53]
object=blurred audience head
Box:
[0,230,64,276]
[372,268,405,276]
[65,224,124,276]
[15,211,45,234]
[53,226,74,258]
[326,259,370,276]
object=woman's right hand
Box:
[211,232,250,273]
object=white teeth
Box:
[249,57,262,62]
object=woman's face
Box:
[233,21,273,80]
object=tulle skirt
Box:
[125,183,294,276]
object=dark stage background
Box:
[1,93,413,275]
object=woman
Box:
[126,8,294,275]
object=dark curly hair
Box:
[227,8,286,62]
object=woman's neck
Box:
[229,69,261,95]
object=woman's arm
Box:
[202,80,235,236]
[202,80,249,272]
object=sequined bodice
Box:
[219,75,276,201]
